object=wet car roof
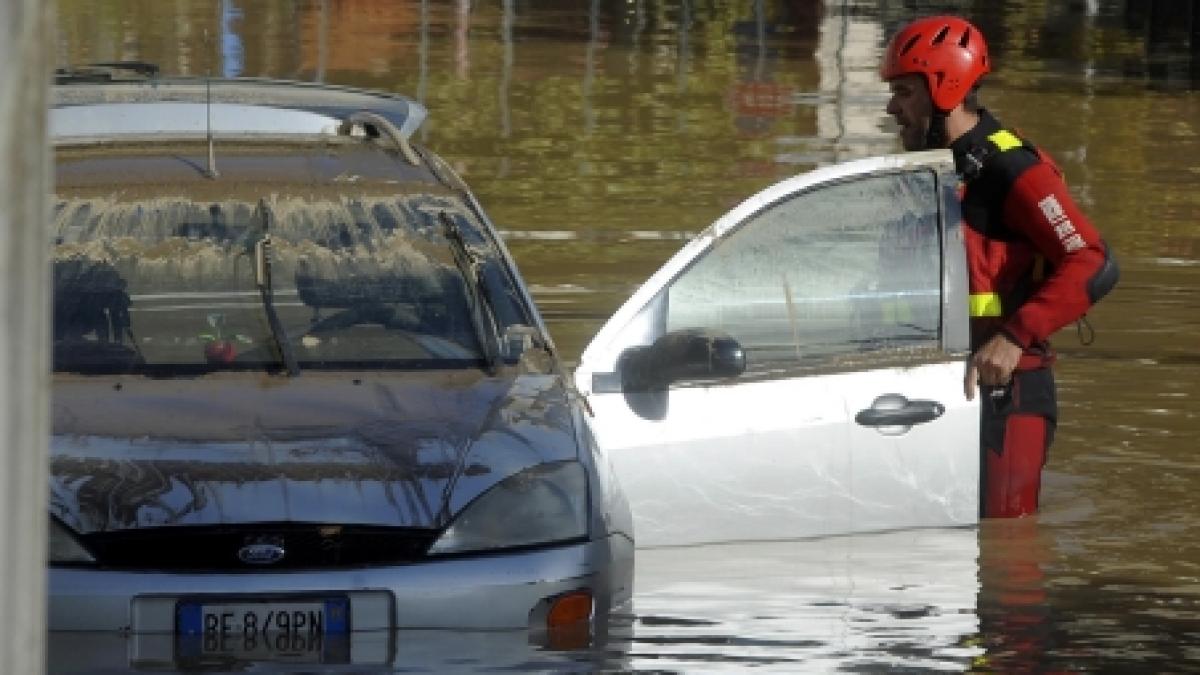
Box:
[52,77,441,192]
[52,77,427,140]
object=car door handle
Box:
[854,394,945,428]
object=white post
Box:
[0,0,52,673]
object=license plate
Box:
[175,596,350,666]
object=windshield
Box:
[52,193,498,375]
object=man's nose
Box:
[885,96,899,115]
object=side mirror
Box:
[618,329,746,392]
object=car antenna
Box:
[204,31,219,179]
[206,77,219,178]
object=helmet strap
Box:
[925,111,948,149]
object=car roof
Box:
[51,73,426,146]
[52,71,441,192]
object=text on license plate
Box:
[176,597,350,638]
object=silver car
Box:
[47,65,633,669]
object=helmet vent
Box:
[900,33,921,55]
[959,28,972,48]
[932,25,951,45]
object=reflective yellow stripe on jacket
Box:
[969,292,1003,317]
[988,129,1023,152]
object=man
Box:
[880,16,1118,517]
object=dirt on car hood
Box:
[49,369,578,534]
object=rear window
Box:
[52,193,496,375]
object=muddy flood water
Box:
[52,0,1200,672]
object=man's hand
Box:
[965,333,1024,400]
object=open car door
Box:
[575,150,980,547]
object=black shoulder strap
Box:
[960,129,1038,184]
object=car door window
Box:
[666,169,942,375]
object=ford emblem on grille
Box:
[238,539,286,565]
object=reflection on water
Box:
[976,518,1054,673]
[51,0,1200,671]
[627,528,982,672]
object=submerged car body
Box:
[48,70,633,668]
[48,62,986,670]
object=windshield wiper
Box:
[439,211,500,375]
[254,202,300,376]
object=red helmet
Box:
[880,16,990,112]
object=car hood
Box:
[50,370,578,534]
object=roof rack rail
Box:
[55,61,160,84]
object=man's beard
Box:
[902,126,928,151]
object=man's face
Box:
[886,74,934,151]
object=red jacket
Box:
[950,110,1118,360]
